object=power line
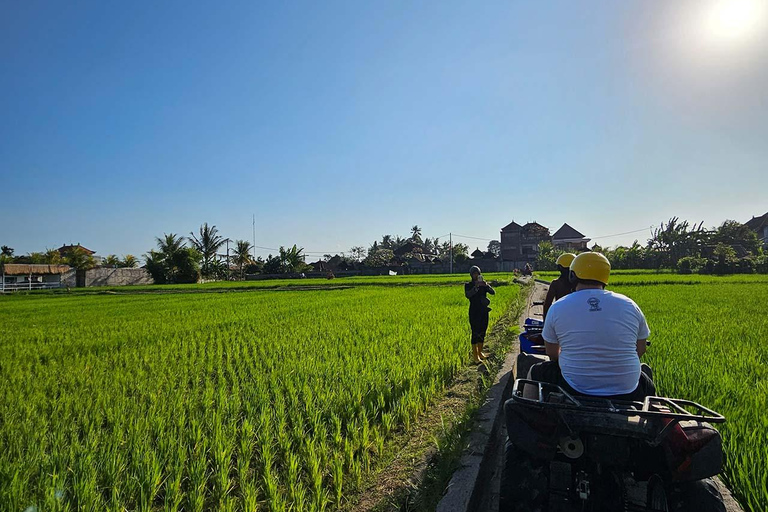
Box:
[451,233,496,242]
[590,226,652,240]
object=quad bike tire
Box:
[670,478,726,512]
[499,439,548,512]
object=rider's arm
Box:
[636,339,647,357]
[545,341,560,361]
[542,283,556,319]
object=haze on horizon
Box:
[1,0,766,259]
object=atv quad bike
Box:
[500,377,727,512]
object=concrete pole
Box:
[226,239,230,281]
[449,233,453,274]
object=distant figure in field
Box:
[465,266,495,363]
[543,253,576,320]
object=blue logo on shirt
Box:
[587,297,601,311]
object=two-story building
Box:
[500,220,590,270]
[745,212,768,249]
[499,221,551,271]
[552,223,591,251]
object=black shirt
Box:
[465,281,494,310]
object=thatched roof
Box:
[1,264,72,275]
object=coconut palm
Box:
[122,255,138,268]
[188,223,225,278]
[232,240,253,279]
[410,225,422,243]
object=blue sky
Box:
[2,1,766,259]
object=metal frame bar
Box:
[511,379,725,423]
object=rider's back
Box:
[543,289,650,396]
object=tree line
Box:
[536,217,767,274]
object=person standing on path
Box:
[465,266,495,363]
[542,253,577,320]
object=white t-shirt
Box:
[542,289,651,396]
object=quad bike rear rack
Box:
[511,379,725,446]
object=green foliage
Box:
[144,234,200,284]
[536,241,561,270]
[676,256,707,274]
[65,246,96,270]
[188,223,226,278]
[363,248,394,267]
[232,240,254,279]
[122,255,138,268]
[611,280,768,512]
[713,220,761,255]
[103,254,121,267]
[0,283,519,510]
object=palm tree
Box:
[410,225,422,242]
[65,247,96,271]
[104,254,121,267]
[122,255,138,268]
[188,223,225,278]
[157,233,186,256]
[233,240,253,279]
[279,245,306,273]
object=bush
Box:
[677,256,707,274]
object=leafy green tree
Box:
[713,243,738,274]
[188,223,226,278]
[145,233,200,284]
[363,248,394,267]
[536,241,562,270]
[1,246,13,258]
[712,220,761,255]
[233,240,254,279]
[122,255,138,268]
[647,217,706,269]
[262,254,282,274]
[350,246,366,262]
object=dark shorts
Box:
[469,308,489,345]
[529,360,656,402]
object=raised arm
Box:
[465,283,479,299]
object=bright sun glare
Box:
[705,0,765,43]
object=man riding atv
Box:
[506,252,727,511]
[542,252,576,320]
[530,251,655,401]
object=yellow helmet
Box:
[555,253,576,268]
[570,252,611,285]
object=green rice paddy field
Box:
[541,271,768,511]
[1,273,767,511]
[0,279,520,512]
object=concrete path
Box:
[474,281,548,512]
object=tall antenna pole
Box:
[252,214,256,260]
[449,232,453,274]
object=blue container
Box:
[519,332,536,353]
[520,317,545,353]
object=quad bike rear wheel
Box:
[670,479,726,512]
[499,439,548,512]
